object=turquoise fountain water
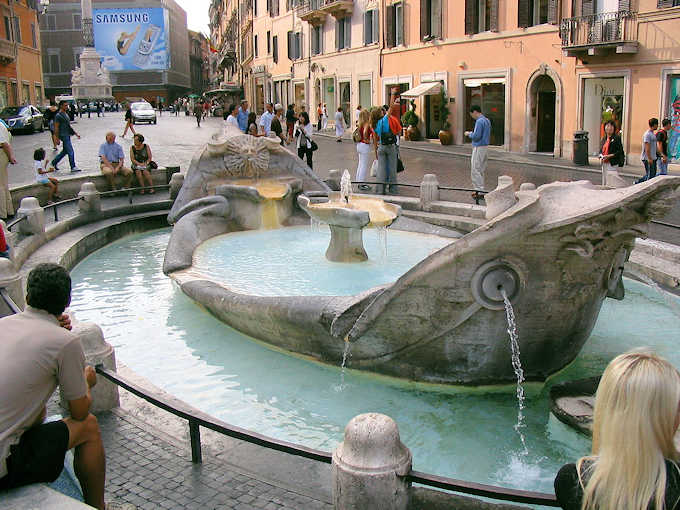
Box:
[69,229,680,496]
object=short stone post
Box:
[16,197,45,236]
[327,169,342,192]
[0,256,25,311]
[169,172,184,201]
[332,413,412,510]
[485,175,517,220]
[77,182,101,214]
[61,320,120,413]
[420,174,440,212]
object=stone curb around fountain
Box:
[626,238,680,293]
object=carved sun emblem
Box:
[222,135,271,178]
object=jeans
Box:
[51,136,75,169]
[298,147,313,170]
[657,158,668,175]
[636,159,657,183]
[376,143,398,194]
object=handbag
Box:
[149,160,158,170]
[397,157,404,173]
[310,140,319,152]
[352,127,362,143]
[370,159,378,177]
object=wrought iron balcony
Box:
[560,10,638,56]
[0,39,16,64]
[296,0,353,24]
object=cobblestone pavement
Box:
[99,409,332,510]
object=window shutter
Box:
[489,0,499,31]
[548,0,559,23]
[657,0,674,7]
[617,0,630,10]
[336,19,341,49]
[344,17,351,48]
[518,0,530,27]
[273,35,278,62]
[298,32,303,59]
[431,0,442,37]
[373,10,379,43]
[421,0,430,38]
[465,0,477,34]
[581,0,594,16]
[364,12,370,44]
[386,5,396,47]
[267,0,271,13]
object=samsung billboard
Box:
[93,8,170,71]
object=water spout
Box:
[338,336,352,389]
[340,169,352,204]
[376,226,388,260]
[501,288,528,456]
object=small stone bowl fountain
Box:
[297,174,401,262]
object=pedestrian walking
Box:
[464,105,491,199]
[237,100,250,133]
[316,103,323,131]
[121,105,136,138]
[259,103,274,136]
[44,103,59,152]
[33,148,59,204]
[637,118,659,183]
[355,109,375,191]
[599,120,625,186]
[285,104,297,143]
[294,111,314,170]
[50,100,81,174]
[96,102,101,117]
[322,104,328,130]
[0,119,17,220]
[657,118,672,176]
[194,103,203,127]
[203,100,211,119]
[334,107,345,142]
[224,104,240,131]
[373,105,401,195]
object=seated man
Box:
[0,263,105,510]
[99,131,132,191]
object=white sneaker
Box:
[70,167,82,173]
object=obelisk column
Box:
[72,0,112,99]
[81,0,94,47]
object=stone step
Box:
[1,484,94,509]
[428,200,486,219]
[401,209,485,233]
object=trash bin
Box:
[573,130,589,166]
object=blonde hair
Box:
[358,108,370,128]
[578,350,680,510]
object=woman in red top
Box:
[355,109,375,190]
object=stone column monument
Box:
[71,0,112,101]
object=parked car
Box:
[0,105,44,133]
[130,101,157,124]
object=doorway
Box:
[526,73,557,153]
[537,91,556,152]
[339,82,350,126]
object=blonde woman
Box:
[355,109,375,191]
[554,350,680,510]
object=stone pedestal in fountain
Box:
[297,194,401,263]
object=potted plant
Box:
[438,88,453,145]
[401,101,421,141]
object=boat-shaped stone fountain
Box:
[164,127,680,385]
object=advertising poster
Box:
[669,77,680,162]
[93,8,169,71]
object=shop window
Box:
[359,79,371,109]
[518,0,558,27]
[657,0,680,7]
[273,35,278,63]
[465,0,498,34]
[386,2,404,47]
[581,76,624,155]
[666,76,680,162]
[311,25,322,55]
[35,84,42,106]
[336,16,351,50]
[464,81,505,146]
[364,9,379,45]
[420,0,442,40]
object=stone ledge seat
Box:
[1,484,94,509]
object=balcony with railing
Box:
[560,10,638,56]
[0,39,16,63]
[295,0,353,24]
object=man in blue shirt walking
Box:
[237,100,249,133]
[464,105,491,198]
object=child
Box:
[34,148,60,204]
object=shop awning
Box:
[205,86,242,95]
[463,77,506,87]
[400,82,441,98]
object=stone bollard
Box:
[485,175,517,220]
[16,197,45,236]
[61,320,120,413]
[332,413,412,510]
[420,174,440,212]
[327,169,342,191]
[78,182,101,214]
[0,256,24,311]
[169,172,185,201]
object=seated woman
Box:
[554,350,680,510]
[130,134,154,194]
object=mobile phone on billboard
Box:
[133,24,161,67]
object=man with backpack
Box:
[375,105,401,195]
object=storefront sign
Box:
[93,8,169,71]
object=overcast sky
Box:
[177,0,211,36]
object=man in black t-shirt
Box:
[657,118,672,175]
[270,104,285,146]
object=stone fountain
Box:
[297,171,401,262]
[164,126,680,385]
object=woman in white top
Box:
[321,104,328,130]
[224,104,240,132]
[0,120,16,220]
[294,111,314,170]
[334,107,345,142]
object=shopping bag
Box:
[370,159,378,177]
